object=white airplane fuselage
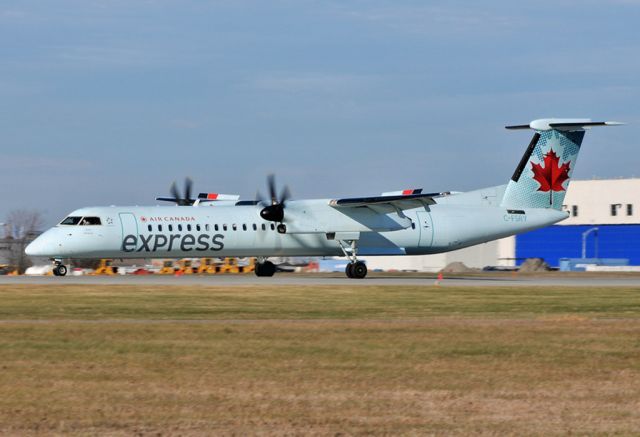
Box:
[26,184,567,260]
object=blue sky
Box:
[1,0,638,225]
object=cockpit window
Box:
[60,216,102,226]
[79,217,102,226]
[60,216,82,225]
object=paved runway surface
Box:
[1,274,639,287]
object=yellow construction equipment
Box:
[217,257,239,274]
[197,258,214,274]
[158,260,175,274]
[175,259,195,275]
[239,257,255,273]
[156,257,256,276]
[93,259,116,275]
[217,257,255,274]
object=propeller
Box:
[259,174,291,222]
[162,177,195,206]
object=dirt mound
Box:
[518,258,551,272]
[440,262,476,273]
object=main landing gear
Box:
[254,259,276,277]
[345,261,367,279]
[52,260,68,277]
[337,239,367,279]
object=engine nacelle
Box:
[260,204,284,222]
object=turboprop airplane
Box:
[26,118,621,278]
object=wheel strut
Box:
[337,239,367,279]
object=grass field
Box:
[1,285,639,435]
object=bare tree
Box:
[4,209,44,273]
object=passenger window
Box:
[178,224,183,231]
[252,224,257,231]
[205,224,210,231]
[187,224,192,231]
[215,224,219,231]
[242,224,247,231]
[196,224,201,232]
[148,225,152,232]
[60,216,82,225]
[270,223,275,230]
[223,224,228,231]
[169,224,173,232]
[158,225,163,232]
[261,224,266,231]
[232,224,237,231]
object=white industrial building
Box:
[362,178,640,272]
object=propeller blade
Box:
[170,181,180,202]
[267,174,277,205]
[280,185,291,204]
[184,177,193,202]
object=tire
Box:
[254,263,263,276]
[56,264,68,277]
[352,261,367,279]
[263,261,276,277]
[345,263,354,278]
[255,261,276,277]
[52,267,60,276]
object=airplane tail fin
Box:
[500,119,622,210]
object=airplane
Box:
[26,118,622,278]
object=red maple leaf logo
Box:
[140,216,147,222]
[531,149,571,192]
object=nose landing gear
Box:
[51,260,68,277]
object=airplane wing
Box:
[329,192,448,211]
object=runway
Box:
[1,273,639,287]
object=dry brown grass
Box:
[0,285,639,435]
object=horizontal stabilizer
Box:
[506,118,624,131]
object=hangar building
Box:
[515,178,640,267]
[362,178,639,271]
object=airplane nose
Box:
[25,231,58,257]
[25,238,44,256]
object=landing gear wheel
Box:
[345,263,354,278]
[54,264,68,277]
[255,261,276,277]
[351,261,367,279]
